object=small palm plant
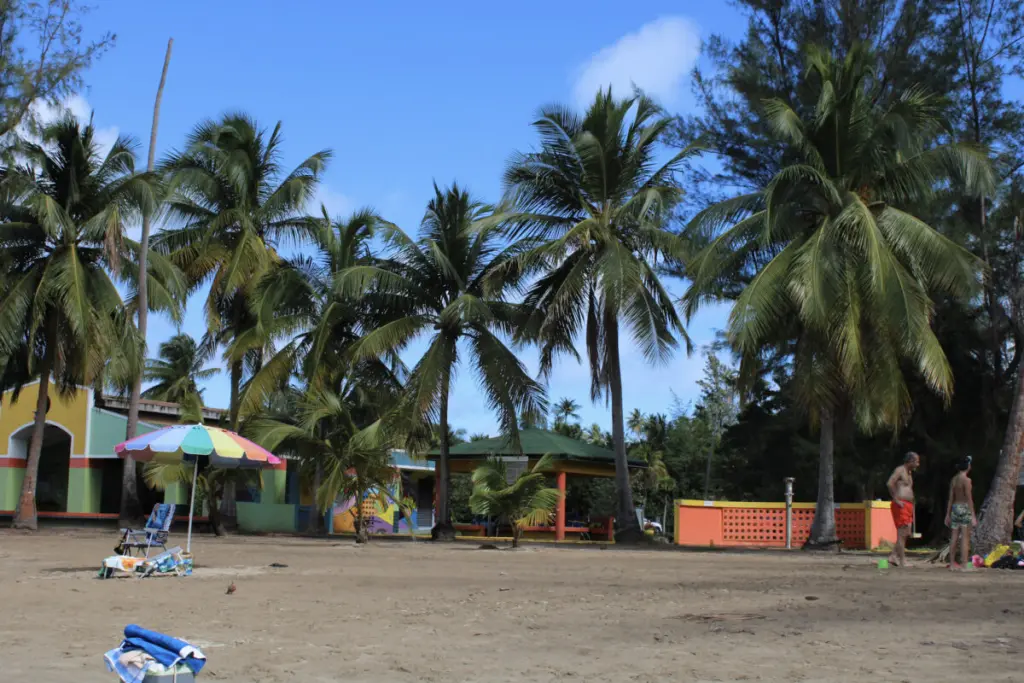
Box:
[143,459,262,537]
[469,454,563,549]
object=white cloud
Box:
[31,94,120,159]
[572,16,701,109]
[309,185,355,219]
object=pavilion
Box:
[427,429,646,541]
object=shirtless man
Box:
[945,456,976,570]
[887,451,920,567]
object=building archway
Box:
[9,423,72,512]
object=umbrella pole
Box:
[186,458,199,553]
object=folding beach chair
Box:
[116,504,175,558]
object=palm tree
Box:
[552,397,581,426]
[156,113,331,430]
[122,38,174,526]
[586,423,608,446]
[237,208,403,418]
[337,183,547,540]
[518,406,548,430]
[248,384,409,544]
[683,45,991,546]
[627,408,645,442]
[0,114,181,529]
[502,89,701,541]
[142,333,218,404]
[469,454,562,548]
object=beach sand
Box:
[0,529,1018,682]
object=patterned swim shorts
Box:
[950,503,972,529]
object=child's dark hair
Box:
[956,455,972,472]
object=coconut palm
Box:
[682,45,992,546]
[502,89,701,541]
[142,333,218,405]
[336,183,547,540]
[469,453,562,548]
[627,408,646,441]
[248,384,409,544]
[156,113,331,429]
[552,397,581,426]
[235,208,401,418]
[0,114,182,529]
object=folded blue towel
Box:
[104,625,206,683]
[123,624,206,673]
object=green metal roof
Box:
[428,429,645,468]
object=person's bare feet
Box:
[950,562,963,571]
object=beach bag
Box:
[991,555,1017,570]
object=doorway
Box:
[9,423,72,512]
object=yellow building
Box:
[0,381,229,517]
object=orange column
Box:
[555,471,566,541]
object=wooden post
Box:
[555,471,566,541]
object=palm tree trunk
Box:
[228,360,242,430]
[208,481,226,536]
[973,357,1024,554]
[121,37,173,527]
[309,462,323,533]
[512,524,520,549]
[605,309,640,543]
[806,408,838,549]
[219,478,237,531]
[432,371,456,541]
[703,446,713,500]
[355,484,368,544]
[12,348,54,530]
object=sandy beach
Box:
[0,530,1019,682]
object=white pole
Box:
[784,477,795,549]
[186,458,199,553]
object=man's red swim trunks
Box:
[891,501,914,529]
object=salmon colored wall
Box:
[0,382,90,456]
[866,502,899,548]
[675,500,895,550]
[675,506,725,546]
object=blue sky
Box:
[72,2,745,435]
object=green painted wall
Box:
[236,502,296,533]
[0,466,24,511]
[89,409,159,455]
[263,469,287,505]
[67,467,100,513]
[165,482,187,505]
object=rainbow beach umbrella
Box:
[116,424,282,552]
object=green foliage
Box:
[157,114,330,427]
[143,460,261,536]
[0,1,114,138]
[142,333,217,405]
[503,89,702,537]
[469,453,562,547]
[247,384,405,543]
[335,182,546,532]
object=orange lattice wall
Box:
[675,500,895,550]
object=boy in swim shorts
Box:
[945,456,976,570]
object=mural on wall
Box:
[330,479,401,535]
